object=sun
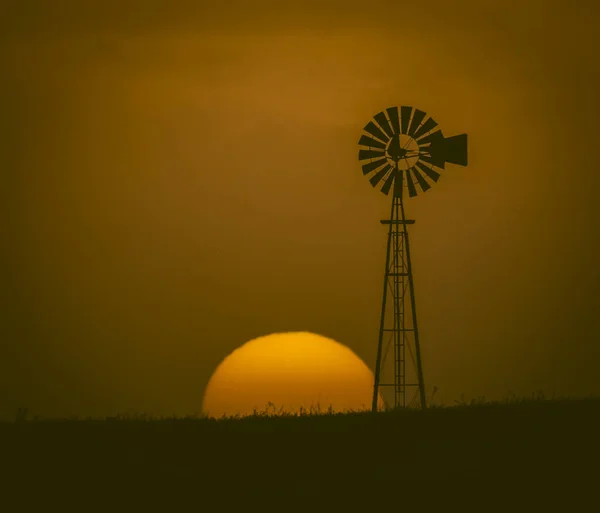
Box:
[202,332,383,417]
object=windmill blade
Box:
[359,148,386,160]
[419,151,446,169]
[412,166,431,193]
[358,134,387,150]
[419,131,446,168]
[417,129,444,147]
[364,121,389,143]
[385,107,401,134]
[361,157,388,175]
[443,133,468,166]
[369,164,392,187]
[413,116,439,140]
[415,161,441,182]
[393,166,404,197]
[374,111,395,138]
[380,168,398,195]
[405,169,418,197]
[400,106,412,134]
[408,109,427,137]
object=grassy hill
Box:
[2,397,599,509]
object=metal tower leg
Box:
[372,199,395,412]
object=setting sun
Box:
[202,332,382,417]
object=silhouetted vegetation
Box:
[2,396,599,508]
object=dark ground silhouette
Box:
[2,397,599,509]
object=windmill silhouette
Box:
[358,106,468,411]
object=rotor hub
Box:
[386,134,420,170]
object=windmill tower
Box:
[358,106,468,412]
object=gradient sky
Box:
[1,1,599,419]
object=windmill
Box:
[358,106,468,412]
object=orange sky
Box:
[1,1,599,419]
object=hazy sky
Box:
[1,1,599,419]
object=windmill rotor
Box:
[358,106,468,197]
